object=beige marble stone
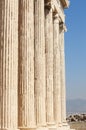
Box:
[34,0,46,127]
[0,0,72,130]
[45,7,54,125]
[0,0,18,129]
[53,14,62,126]
[18,0,35,129]
[60,23,66,124]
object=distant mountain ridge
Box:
[66,99,86,115]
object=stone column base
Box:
[57,123,75,130]
[0,126,74,130]
[62,122,70,130]
[36,127,48,130]
[0,129,19,130]
[18,128,36,130]
[35,124,74,130]
[48,126,57,130]
[2,126,74,130]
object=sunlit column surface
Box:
[34,0,46,126]
[60,23,67,124]
[45,8,54,125]
[53,14,62,126]
[0,0,18,129]
[18,0,35,129]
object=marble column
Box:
[53,14,62,126]
[18,0,35,129]
[34,0,46,127]
[45,8,54,125]
[60,24,66,124]
[0,0,18,130]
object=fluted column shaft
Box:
[0,0,18,129]
[53,15,62,126]
[34,0,46,126]
[18,0,35,128]
[45,8,54,125]
[60,25,66,123]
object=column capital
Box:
[60,22,67,32]
[45,1,51,10]
[53,14,60,24]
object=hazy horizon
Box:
[66,99,86,114]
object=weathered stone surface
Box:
[60,24,66,124]
[53,14,61,126]
[34,0,46,126]
[18,0,35,128]
[0,0,18,129]
[0,0,71,130]
[45,8,54,125]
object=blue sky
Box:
[65,0,86,99]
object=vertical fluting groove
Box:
[60,28,66,123]
[45,8,54,124]
[53,16,62,125]
[34,0,46,126]
[0,0,18,129]
[18,0,35,128]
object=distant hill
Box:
[66,99,86,115]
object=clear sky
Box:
[65,0,86,99]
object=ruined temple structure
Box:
[0,0,72,130]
